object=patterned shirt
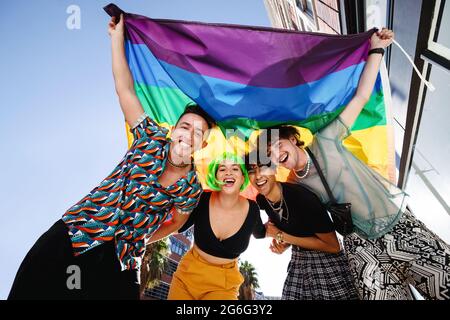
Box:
[62,114,202,270]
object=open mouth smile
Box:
[179,140,192,148]
[223,178,236,187]
[279,152,289,164]
[256,179,267,187]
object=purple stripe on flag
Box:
[124,15,373,88]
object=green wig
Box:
[206,152,250,192]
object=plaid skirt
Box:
[282,246,359,300]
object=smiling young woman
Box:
[147,152,266,300]
[245,152,358,300]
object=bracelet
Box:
[276,231,284,243]
[368,48,385,56]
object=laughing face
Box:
[215,159,245,194]
[268,136,300,170]
[170,113,210,162]
[248,165,277,197]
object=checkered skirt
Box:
[282,246,359,300]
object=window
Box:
[296,0,314,17]
[305,0,315,16]
[429,0,450,59]
[365,0,388,30]
[169,238,189,257]
[393,0,450,243]
[405,64,450,243]
[181,226,194,241]
[294,0,318,31]
[436,2,450,47]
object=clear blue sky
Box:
[0,0,271,299]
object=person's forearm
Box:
[281,233,340,253]
[339,52,383,127]
[111,36,134,95]
[354,53,383,102]
[108,15,145,126]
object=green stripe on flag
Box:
[135,83,386,138]
[135,83,194,126]
[218,89,386,138]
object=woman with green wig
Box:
[148,152,266,300]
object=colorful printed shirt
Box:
[62,114,202,270]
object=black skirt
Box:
[8,219,139,300]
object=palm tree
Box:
[238,260,260,300]
[139,238,170,295]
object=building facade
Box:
[264,0,343,34]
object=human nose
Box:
[255,166,262,178]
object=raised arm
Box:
[108,14,145,127]
[339,28,394,128]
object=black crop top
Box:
[178,192,266,259]
[256,183,335,237]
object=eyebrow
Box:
[181,122,204,135]
[179,121,191,128]
[218,164,240,168]
[267,140,281,156]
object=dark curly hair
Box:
[255,125,305,158]
[176,104,216,129]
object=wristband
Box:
[368,47,385,56]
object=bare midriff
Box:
[193,244,237,266]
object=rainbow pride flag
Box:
[104,4,396,190]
